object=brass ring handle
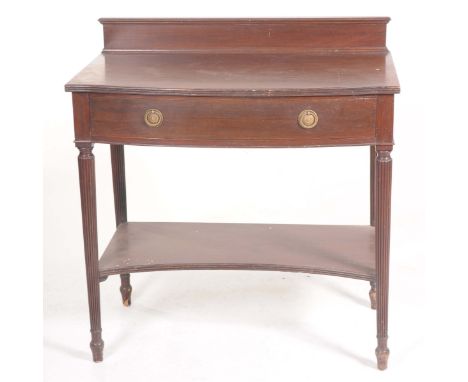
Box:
[298,110,318,129]
[144,109,163,127]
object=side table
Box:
[65,18,400,369]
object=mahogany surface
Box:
[66,18,399,96]
[99,223,375,280]
[99,18,390,53]
[76,142,104,362]
[110,144,133,306]
[65,52,399,97]
[90,94,378,147]
[66,18,399,369]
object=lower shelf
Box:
[99,222,375,280]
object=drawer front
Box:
[90,94,377,147]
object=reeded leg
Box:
[370,145,376,227]
[374,147,392,370]
[110,145,133,306]
[77,142,104,362]
[369,280,376,310]
[369,146,377,311]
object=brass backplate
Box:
[144,109,163,127]
[298,109,318,129]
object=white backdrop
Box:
[3,0,467,381]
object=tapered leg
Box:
[369,146,377,311]
[110,144,132,306]
[120,274,132,306]
[369,280,376,310]
[370,145,376,227]
[77,142,104,362]
[374,148,392,370]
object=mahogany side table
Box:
[65,18,400,370]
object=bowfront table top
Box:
[65,51,400,97]
[66,18,399,97]
[65,18,400,370]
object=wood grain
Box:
[76,142,104,362]
[110,145,132,306]
[110,145,127,225]
[375,148,392,370]
[65,52,399,97]
[370,145,376,226]
[90,94,378,147]
[72,93,91,141]
[99,18,389,53]
[375,95,395,144]
[67,17,399,368]
[99,223,375,281]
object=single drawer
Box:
[90,94,377,147]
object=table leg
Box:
[110,144,132,306]
[370,145,376,227]
[369,280,376,310]
[369,145,377,309]
[77,142,104,362]
[374,147,392,370]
